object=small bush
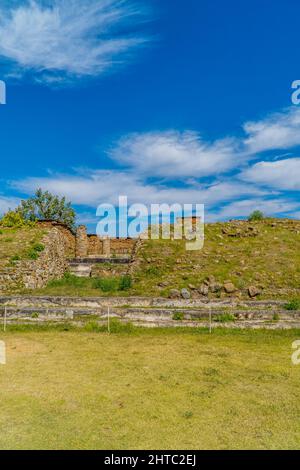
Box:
[284,298,300,311]
[145,266,160,276]
[94,277,118,292]
[0,210,34,228]
[27,249,39,260]
[273,313,280,322]
[214,313,236,323]
[26,242,45,260]
[47,272,89,288]
[248,210,264,222]
[31,243,45,253]
[119,275,132,291]
[10,254,20,263]
[109,319,135,333]
[173,311,185,321]
[84,321,102,332]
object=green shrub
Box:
[0,210,34,228]
[248,210,264,222]
[273,313,280,321]
[31,242,45,253]
[172,311,185,321]
[214,313,236,323]
[93,277,118,292]
[145,266,160,276]
[84,321,102,332]
[47,272,88,288]
[284,298,300,311]
[119,275,132,291]
[10,254,20,264]
[26,242,45,260]
[27,249,39,260]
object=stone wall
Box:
[37,220,76,257]
[110,238,136,255]
[75,227,136,258]
[88,235,102,256]
[0,226,69,292]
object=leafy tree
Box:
[248,210,264,222]
[18,189,76,229]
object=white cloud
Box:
[106,107,300,181]
[240,158,300,190]
[0,0,146,84]
[0,196,19,215]
[243,107,300,154]
[209,198,300,221]
[108,130,241,178]
[11,169,266,208]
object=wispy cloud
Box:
[108,131,240,178]
[11,169,268,208]
[0,0,147,84]
[0,195,19,215]
[209,198,300,221]
[8,105,300,221]
[240,158,300,190]
[243,107,300,153]
[107,107,300,180]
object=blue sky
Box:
[0,0,300,231]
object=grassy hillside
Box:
[29,218,300,300]
[0,226,46,269]
[130,218,300,299]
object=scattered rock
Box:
[158,282,168,288]
[210,282,222,293]
[248,286,261,298]
[188,284,196,290]
[199,284,209,296]
[224,282,237,294]
[169,289,181,299]
[181,288,191,299]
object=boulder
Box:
[199,284,209,296]
[207,275,216,284]
[210,282,222,293]
[169,289,181,299]
[158,282,168,288]
[188,284,196,290]
[181,288,191,299]
[248,286,261,298]
[224,282,237,294]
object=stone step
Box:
[69,264,92,278]
[69,257,131,265]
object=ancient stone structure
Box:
[0,226,70,291]
[76,225,88,258]
[102,237,111,257]
[0,220,138,292]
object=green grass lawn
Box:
[0,326,300,449]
